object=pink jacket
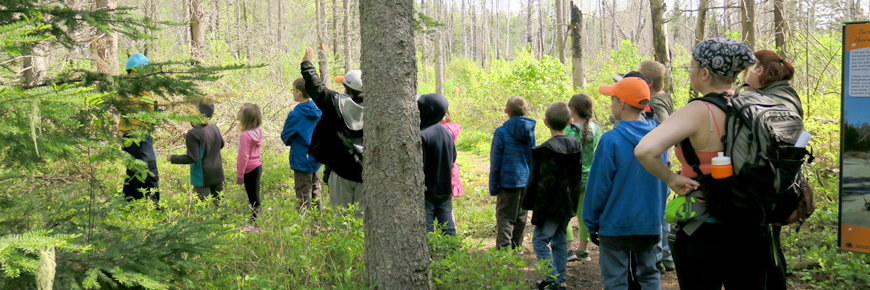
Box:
[237,128,263,179]
[442,122,464,197]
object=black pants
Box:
[673,222,770,290]
[425,197,456,236]
[244,165,262,221]
[496,187,527,250]
[767,226,788,290]
[122,135,159,205]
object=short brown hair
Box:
[754,50,795,86]
[638,60,667,92]
[506,95,529,117]
[238,103,262,131]
[545,102,571,131]
[292,78,310,99]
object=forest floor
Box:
[452,151,807,290]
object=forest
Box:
[0,0,866,289]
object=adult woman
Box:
[747,49,801,290]
[634,38,765,289]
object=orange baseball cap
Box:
[598,77,651,109]
[334,75,344,84]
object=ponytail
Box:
[569,94,594,147]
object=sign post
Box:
[840,22,870,254]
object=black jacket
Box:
[169,123,225,187]
[301,61,364,182]
[523,135,583,226]
[418,93,456,202]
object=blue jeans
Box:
[599,237,661,290]
[532,218,570,284]
[425,197,456,235]
[656,220,673,262]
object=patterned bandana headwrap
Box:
[692,37,757,78]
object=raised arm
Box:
[300,47,336,103]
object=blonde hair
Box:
[639,60,667,92]
[238,103,262,131]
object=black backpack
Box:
[683,88,813,225]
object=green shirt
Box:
[565,121,602,180]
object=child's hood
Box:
[245,128,264,145]
[295,100,323,121]
[504,116,536,144]
[417,93,448,129]
[535,135,581,155]
[613,119,658,146]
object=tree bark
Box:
[537,0,544,60]
[92,0,119,75]
[436,0,445,95]
[569,2,585,88]
[462,0,468,58]
[317,0,330,85]
[333,0,340,58]
[650,0,672,92]
[189,0,206,64]
[359,0,432,289]
[494,0,500,59]
[774,0,786,59]
[695,0,709,45]
[481,0,487,67]
[527,0,533,52]
[345,0,353,70]
[556,0,566,64]
[23,43,48,86]
[740,0,755,49]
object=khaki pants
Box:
[294,170,322,211]
[328,173,365,219]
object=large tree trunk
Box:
[650,0,672,92]
[189,0,206,64]
[774,0,786,59]
[359,0,432,289]
[740,0,755,49]
[695,0,709,44]
[569,2,585,88]
[316,0,330,85]
[556,0,566,64]
[345,0,353,70]
[92,0,119,75]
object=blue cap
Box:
[125,53,150,71]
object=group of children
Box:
[488,62,673,289]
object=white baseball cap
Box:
[333,70,363,91]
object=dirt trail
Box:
[456,152,680,289]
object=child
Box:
[236,103,263,223]
[523,102,583,290]
[564,94,603,262]
[583,77,668,289]
[418,93,457,235]
[490,96,536,251]
[440,111,464,198]
[281,78,324,210]
[168,100,226,205]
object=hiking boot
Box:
[576,250,591,261]
[662,259,675,271]
[536,280,554,290]
[656,261,667,274]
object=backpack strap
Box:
[680,138,706,178]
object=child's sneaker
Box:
[566,247,579,262]
[576,250,591,261]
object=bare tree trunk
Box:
[650,0,672,92]
[481,0,487,67]
[23,43,48,86]
[345,0,352,70]
[695,0,709,44]
[505,7,510,59]
[471,0,477,60]
[436,0,445,95]
[555,0,579,64]
[600,0,606,51]
[144,0,158,56]
[334,0,340,58]
[740,0,755,49]
[537,0,544,60]
[610,0,616,49]
[92,0,119,75]
[569,2,585,88]
[317,0,330,84]
[462,0,468,58]
[495,0,500,59]
[359,0,432,288]
[774,0,786,58]
[527,0,533,52]
[190,0,206,64]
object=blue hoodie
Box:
[489,116,536,196]
[281,100,323,173]
[583,119,668,237]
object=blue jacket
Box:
[489,116,536,195]
[583,119,668,237]
[281,100,323,173]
